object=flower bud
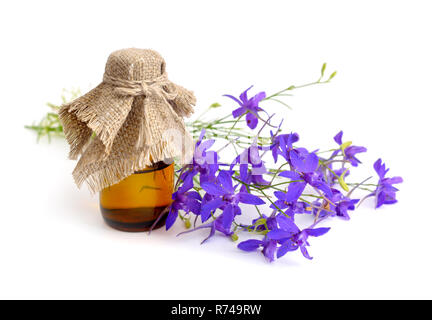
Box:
[184,219,191,229]
[321,63,327,77]
[210,102,221,108]
[338,169,350,192]
[231,234,239,242]
[328,71,337,80]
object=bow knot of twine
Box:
[102,72,179,149]
[103,72,177,101]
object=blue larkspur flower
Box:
[200,170,266,225]
[181,129,219,184]
[238,215,330,260]
[312,188,359,220]
[231,142,270,192]
[267,215,330,260]
[238,238,279,262]
[270,132,299,163]
[332,130,367,167]
[166,174,202,230]
[224,86,266,129]
[371,158,403,208]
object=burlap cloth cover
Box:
[59,48,195,193]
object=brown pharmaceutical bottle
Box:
[99,161,174,232]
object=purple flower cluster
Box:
[165,86,402,262]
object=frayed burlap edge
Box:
[59,83,134,160]
[72,131,193,193]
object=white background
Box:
[0,0,431,299]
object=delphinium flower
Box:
[271,172,309,219]
[331,130,367,167]
[180,129,219,184]
[277,139,334,198]
[249,214,278,232]
[269,132,299,163]
[224,86,266,129]
[239,214,330,260]
[269,225,331,260]
[333,190,359,219]
[266,133,338,219]
[311,189,359,220]
[237,215,279,262]
[165,129,220,230]
[238,237,279,262]
[178,170,267,243]
[166,174,202,230]
[365,158,403,208]
[200,170,266,226]
[230,142,270,192]
[178,215,234,244]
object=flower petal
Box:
[286,133,300,147]
[185,198,201,215]
[178,174,194,193]
[246,112,258,129]
[166,208,178,230]
[373,158,384,178]
[271,146,279,163]
[304,227,331,237]
[385,176,403,184]
[198,129,206,142]
[222,204,235,230]
[201,198,224,222]
[300,245,313,260]
[303,153,319,173]
[197,139,215,153]
[248,144,262,165]
[252,91,266,103]
[218,170,234,193]
[201,182,226,196]
[267,229,293,240]
[334,131,343,145]
[262,239,278,262]
[274,191,287,201]
[238,192,266,205]
[239,86,253,103]
[232,106,247,118]
[237,239,264,252]
[187,191,202,201]
[223,94,243,107]
[285,182,307,202]
[276,215,300,234]
[279,170,301,180]
[277,240,298,258]
[201,224,216,244]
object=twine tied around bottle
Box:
[103,72,177,100]
[59,48,196,193]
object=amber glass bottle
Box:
[99,161,174,232]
